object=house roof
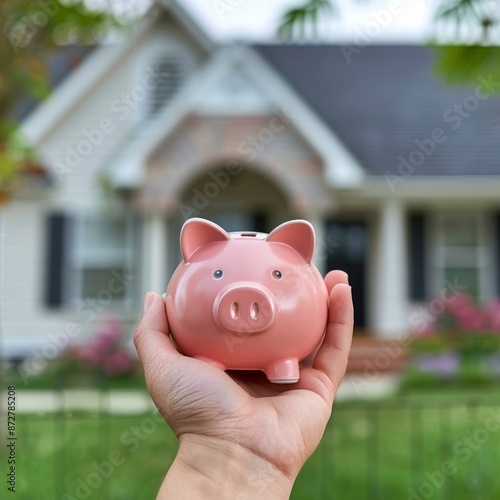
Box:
[255,44,500,176]
[13,45,94,122]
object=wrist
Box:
[158,435,297,500]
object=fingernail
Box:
[143,292,154,314]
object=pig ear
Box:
[266,220,315,264]
[180,218,230,261]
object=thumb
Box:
[133,292,179,366]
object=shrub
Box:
[405,293,500,387]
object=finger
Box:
[324,270,349,295]
[133,292,180,366]
[313,283,354,391]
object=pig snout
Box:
[214,283,277,334]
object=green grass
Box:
[6,397,500,499]
[4,368,148,391]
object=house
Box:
[3,0,500,358]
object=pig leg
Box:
[300,334,325,368]
[265,359,300,384]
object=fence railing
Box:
[10,392,500,500]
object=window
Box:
[68,214,137,306]
[433,213,492,300]
[146,56,186,118]
[134,39,198,123]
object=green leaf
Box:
[432,44,500,86]
[277,0,337,40]
[437,0,480,21]
[0,0,139,120]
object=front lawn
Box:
[11,397,500,499]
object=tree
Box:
[0,0,148,200]
[278,0,500,84]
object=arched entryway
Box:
[168,165,293,269]
[135,111,336,297]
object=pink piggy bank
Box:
[165,218,329,383]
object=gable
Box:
[195,67,272,115]
[21,6,211,149]
[138,113,333,214]
[109,45,365,190]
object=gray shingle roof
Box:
[255,44,500,176]
[14,45,94,121]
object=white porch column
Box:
[309,213,327,276]
[142,214,169,295]
[374,200,408,337]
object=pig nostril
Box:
[250,302,259,320]
[231,302,239,319]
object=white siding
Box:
[1,200,64,354]
[38,17,205,207]
[2,15,206,356]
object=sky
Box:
[180,0,439,43]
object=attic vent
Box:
[147,57,185,117]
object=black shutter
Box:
[408,213,427,301]
[44,213,68,307]
[495,213,500,297]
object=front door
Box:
[209,212,268,233]
[326,220,368,329]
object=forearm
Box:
[158,435,296,500]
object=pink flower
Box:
[412,323,437,338]
[485,299,500,332]
[94,323,123,352]
[71,317,133,377]
[445,293,473,315]
[77,344,103,366]
[454,305,485,330]
[103,350,133,376]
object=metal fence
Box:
[9,388,500,500]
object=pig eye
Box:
[272,270,283,280]
[213,269,223,279]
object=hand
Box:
[134,270,353,499]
